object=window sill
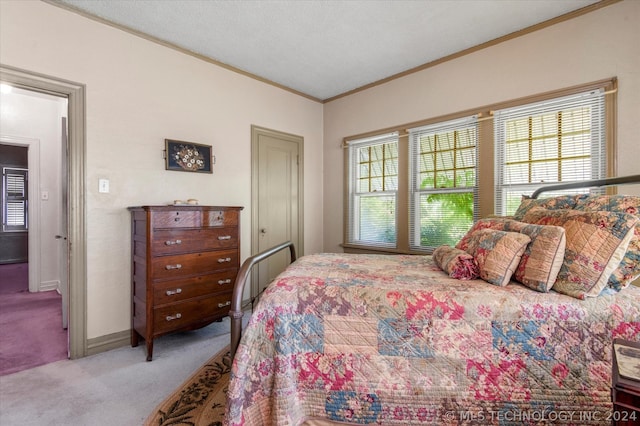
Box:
[340,243,431,256]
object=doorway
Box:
[250,125,304,299]
[0,88,68,374]
[0,64,87,359]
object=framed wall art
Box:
[164,139,213,173]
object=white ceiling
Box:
[54,0,601,101]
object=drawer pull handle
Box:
[165,264,182,270]
[217,257,232,263]
[218,279,232,285]
[166,313,182,321]
[174,217,181,222]
[166,288,182,296]
[217,235,232,240]
[218,301,231,308]
[165,239,182,246]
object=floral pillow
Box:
[513,194,586,221]
[461,229,531,287]
[432,245,479,280]
[521,207,638,299]
[457,218,566,292]
[574,195,640,291]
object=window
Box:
[409,116,478,250]
[343,79,615,254]
[494,89,606,215]
[2,168,28,232]
[347,133,399,248]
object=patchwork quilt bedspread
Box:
[227,253,640,425]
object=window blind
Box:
[6,201,25,226]
[409,116,478,251]
[494,89,606,215]
[3,168,28,231]
[347,132,399,248]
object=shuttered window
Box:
[409,116,478,250]
[494,89,606,215]
[347,133,399,248]
[3,168,28,231]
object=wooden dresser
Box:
[128,205,243,360]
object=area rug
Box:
[144,345,231,426]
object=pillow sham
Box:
[456,218,566,292]
[462,229,531,287]
[513,194,586,221]
[574,194,640,291]
[432,245,479,280]
[521,207,638,299]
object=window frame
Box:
[346,133,400,249]
[2,167,29,232]
[408,116,479,252]
[494,89,608,216]
[342,78,617,254]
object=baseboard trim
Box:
[85,302,253,357]
[86,329,130,356]
[40,280,60,292]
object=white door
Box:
[251,126,303,299]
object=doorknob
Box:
[260,228,267,234]
[55,235,67,240]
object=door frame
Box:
[250,125,304,298]
[0,64,87,359]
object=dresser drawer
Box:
[152,210,201,228]
[151,249,239,279]
[202,209,239,227]
[153,293,233,334]
[153,269,237,306]
[151,227,238,255]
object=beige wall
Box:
[323,0,640,253]
[0,1,324,339]
[1,0,638,344]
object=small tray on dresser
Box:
[612,339,640,425]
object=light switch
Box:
[99,179,110,193]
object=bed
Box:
[226,176,640,425]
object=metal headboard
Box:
[531,175,640,199]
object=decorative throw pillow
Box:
[432,245,479,280]
[456,218,566,292]
[574,195,640,291]
[513,194,586,221]
[462,229,531,287]
[521,207,639,299]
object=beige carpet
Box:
[144,345,231,426]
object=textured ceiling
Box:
[54,0,601,101]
